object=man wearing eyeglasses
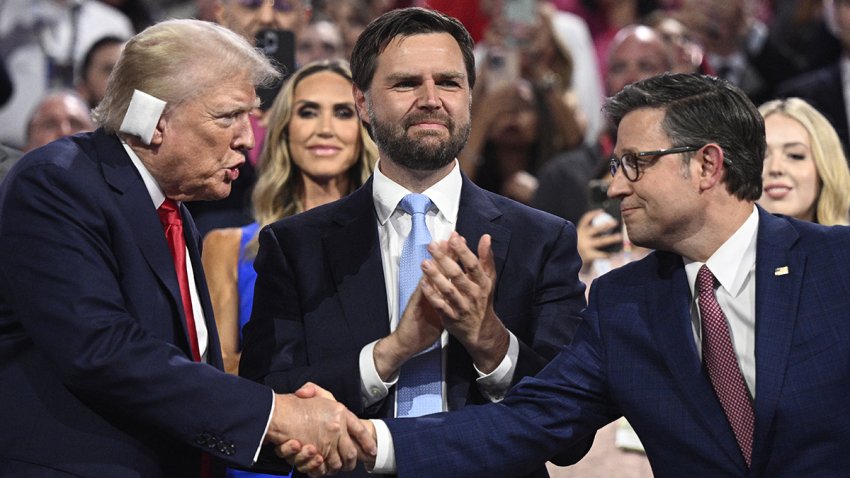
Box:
[288,72,850,477]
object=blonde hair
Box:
[247,59,378,256]
[93,19,279,133]
[759,98,850,225]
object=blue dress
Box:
[228,223,292,478]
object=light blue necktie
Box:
[396,193,442,417]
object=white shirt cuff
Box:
[474,331,519,402]
[360,340,396,408]
[367,419,397,474]
[255,390,276,463]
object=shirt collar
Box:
[372,159,462,225]
[684,206,759,298]
[122,141,167,209]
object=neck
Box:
[676,200,755,263]
[378,157,455,193]
[299,173,350,211]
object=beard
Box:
[367,104,471,171]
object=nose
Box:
[606,166,631,199]
[417,81,441,110]
[763,149,782,176]
[234,112,254,150]
[256,1,275,26]
[316,111,334,137]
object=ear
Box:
[149,116,166,146]
[696,143,725,191]
[353,85,370,126]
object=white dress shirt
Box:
[684,206,759,396]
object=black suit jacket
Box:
[240,174,589,477]
[0,130,274,477]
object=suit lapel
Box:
[98,130,194,359]
[751,209,803,466]
[645,252,746,467]
[454,176,509,287]
[323,180,391,347]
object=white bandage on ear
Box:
[119,89,167,145]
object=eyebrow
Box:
[294,99,355,107]
[384,71,466,83]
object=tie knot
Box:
[399,193,432,216]
[157,199,181,227]
[697,264,716,294]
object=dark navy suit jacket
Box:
[240,174,589,476]
[387,208,850,477]
[0,129,273,477]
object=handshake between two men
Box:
[269,232,504,477]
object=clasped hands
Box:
[277,233,509,476]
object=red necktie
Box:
[697,265,754,467]
[157,199,201,362]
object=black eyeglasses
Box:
[236,0,297,12]
[609,145,703,182]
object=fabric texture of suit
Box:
[386,208,850,477]
[0,129,273,477]
[776,62,849,154]
[240,174,588,476]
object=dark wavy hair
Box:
[605,73,765,201]
[349,7,476,92]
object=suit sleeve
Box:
[0,161,272,467]
[240,225,369,414]
[386,279,617,477]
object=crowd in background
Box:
[2,0,850,476]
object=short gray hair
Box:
[93,19,279,133]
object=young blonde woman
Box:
[758,97,850,225]
[203,59,377,376]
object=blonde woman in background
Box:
[203,59,377,378]
[759,97,850,225]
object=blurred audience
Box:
[101,0,164,32]
[459,78,573,204]
[315,0,373,58]
[0,0,133,148]
[644,10,707,74]
[295,18,345,67]
[777,0,850,155]
[76,36,126,109]
[212,0,310,41]
[758,97,850,225]
[23,90,94,153]
[677,0,804,104]
[553,0,661,78]
[202,60,376,379]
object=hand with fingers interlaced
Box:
[419,232,511,374]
